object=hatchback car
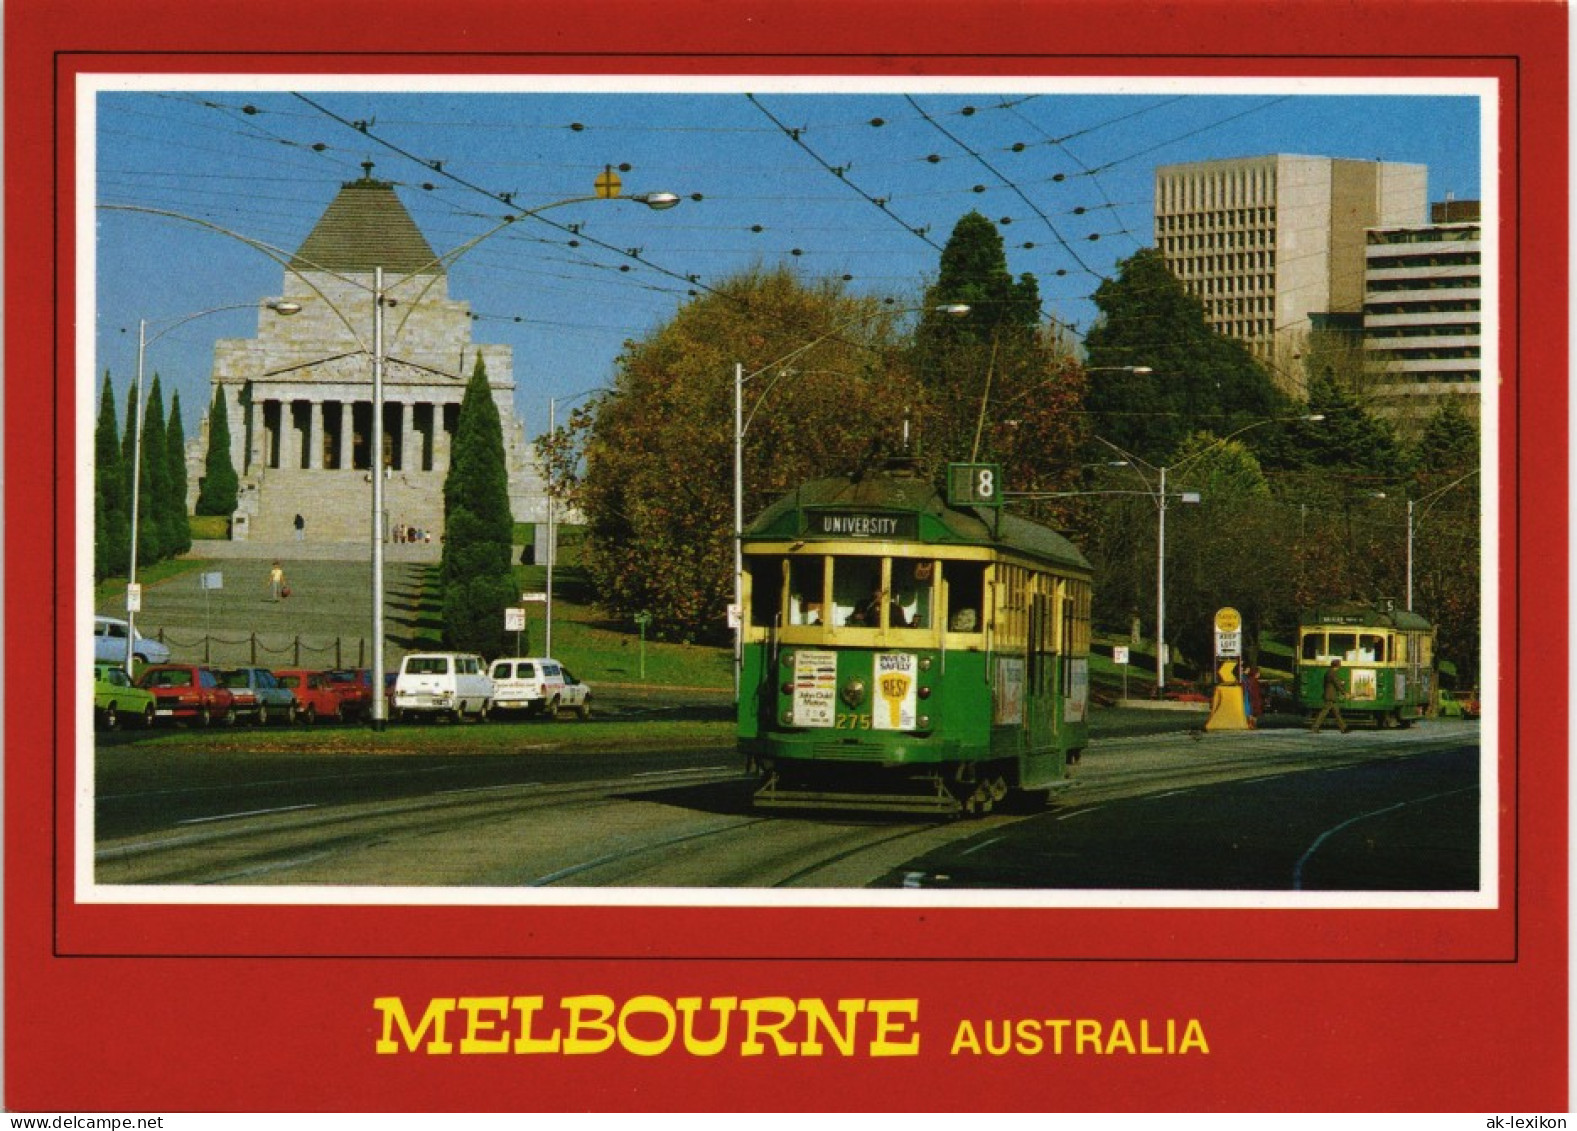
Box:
[93,662,158,730]
[273,669,349,724]
[220,666,299,725]
[488,657,591,720]
[93,615,171,666]
[136,664,235,726]
[324,669,375,722]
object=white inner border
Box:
[75,72,1500,911]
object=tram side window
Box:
[1359,633,1386,662]
[832,557,883,627]
[787,556,826,626]
[945,561,986,633]
[745,556,786,627]
[891,558,935,629]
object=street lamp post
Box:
[106,178,680,723]
[1095,412,1323,696]
[364,186,679,729]
[1376,469,1479,612]
[730,302,969,697]
[124,299,301,675]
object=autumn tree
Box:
[94,373,130,582]
[544,267,920,641]
[440,356,516,658]
[196,386,241,517]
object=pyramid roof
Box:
[290,169,441,275]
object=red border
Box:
[8,1,1568,1113]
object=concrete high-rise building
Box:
[1154,155,1428,393]
[1361,201,1482,421]
[186,167,551,542]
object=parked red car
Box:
[136,664,235,726]
[273,669,349,724]
[324,668,374,721]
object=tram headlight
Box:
[919,656,933,671]
[917,715,931,729]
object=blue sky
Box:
[91,80,1484,438]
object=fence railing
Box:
[150,628,387,669]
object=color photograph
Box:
[6,0,1567,1117]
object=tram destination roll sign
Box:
[808,511,919,540]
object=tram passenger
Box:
[853,587,908,628]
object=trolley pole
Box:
[732,362,744,701]
[1156,464,1167,698]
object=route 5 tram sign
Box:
[947,463,1003,508]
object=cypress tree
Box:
[439,356,515,657]
[196,386,240,517]
[94,372,130,582]
[165,391,192,556]
[136,376,170,565]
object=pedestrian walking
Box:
[294,513,306,542]
[1309,658,1349,733]
[268,560,286,603]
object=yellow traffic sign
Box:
[595,166,623,198]
[1214,606,1242,633]
[1217,659,1238,685]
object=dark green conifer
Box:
[439,356,516,657]
[165,392,192,556]
[196,386,241,517]
[94,372,130,581]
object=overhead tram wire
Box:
[289,92,924,368]
[903,94,1104,283]
[746,93,946,254]
[748,94,1098,346]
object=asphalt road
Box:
[91,710,1481,892]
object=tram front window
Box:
[788,556,826,626]
[745,555,786,627]
[832,558,882,627]
[891,557,935,629]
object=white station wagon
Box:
[391,652,494,723]
[488,657,591,719]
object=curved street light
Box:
[730,302,970,697]
[104,177,681,721]
[122,299,301,675]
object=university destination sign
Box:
[808,511,919,540]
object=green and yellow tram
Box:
[737,460,1093,815]
[1295,603,1435,728]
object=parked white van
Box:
[488,657,591,719]
[392,652,494,723]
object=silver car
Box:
[93,615,171,666]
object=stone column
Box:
[435,401,453,471]
[308,401,324,470]
[391,400,408,471]
[337,400,352,471]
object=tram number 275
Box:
[835,713,873,730]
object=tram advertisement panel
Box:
[6,0,1568,1119]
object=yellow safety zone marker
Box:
[1205,658,1250,731]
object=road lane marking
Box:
[1292,785,1478,889]
[1055,806,1103,821]
[177,804,318,825]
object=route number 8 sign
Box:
[946,462,1003,508]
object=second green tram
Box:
[737,461,1093,815]
[1295,603,1436,727]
